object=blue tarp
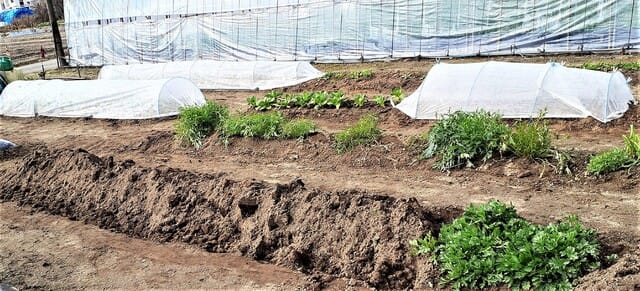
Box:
[0,7,34,24]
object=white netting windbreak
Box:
[64,0,640,65]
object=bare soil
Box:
[1,55,639,290]
[0,27,66,67]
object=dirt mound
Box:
[0,148,461,289]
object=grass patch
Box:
[423,110,509,171]
[4,69,25,83]
[221,112,316,143]
[221,112,285,140]
[282,119,317,139]
[507,117,551,159]
[587,125,640,175]
[587,148,635,175]
[411,200,601,290]
[334,114,382,153]
[175,101,229,149]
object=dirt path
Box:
[0,203,305,290]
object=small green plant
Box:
[250,91,284,111]
[623,125,640,159]
[322,71,346,80]
[333,114,382,153]
[423,110,509,171]
[353,94,367,107]
[411,200,601,291]
[221,112,285,140]
[373,95,386,107]
[282,119,316,139]
[507,117,551,159]
[246,95,258,108]
[587,148,635,175]
[294,92,313,107]
[327,91,345,109]
[390,87,404,104]
[221,112,315,144]
[311,91,330,109]
[587,125,640,175]
[276,94,294,109]
[175,101,229,149]
[348,69,374,79]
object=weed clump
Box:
[175,101,229,149]
[282,119,317,139]
[587,125,640,175]
[410,200,601,290]
[507,117,551,159]
[221,112,315,142]
[423,110,509,171]
[587,148,634,175]
[334,114,382,153]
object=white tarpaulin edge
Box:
[0,78,206,119]
[395,62,637,123]
[98,61,324,90]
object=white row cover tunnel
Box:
[0,78,205,119]
[396,62,636,123]
[98,61,324,90]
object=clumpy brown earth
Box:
[1,55,639,290]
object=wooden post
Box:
[46,0,68,67]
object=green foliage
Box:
[294,92,313,107]
[623,125,640,159]
[221,112,315,143]
[587,148,635,175]
[507,117,551,159]
[587,125,640,175]
[311,91,330,109]
[175,101,229,149]
[333,114,382,153]
[327,91,345,109]
[373,95,386,107]
[353,94,367,107]
[322,71,346,80]
[221,112,285,140]
[246,95,258,108]
[348,69,374,79]
[581,62,640,71]
[248,91,379,110]
[282,119,317,139]
[411,200,601,291]
[390,87,404,104]
[423,111,509,171]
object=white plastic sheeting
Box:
[395,62,636,123]
[0,78,205,119]
[98,61,324,90]
[64,0,640,65]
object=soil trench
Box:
[0,148,460,289]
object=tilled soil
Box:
[0,148,461,289]
[1,56,639,289]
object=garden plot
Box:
[0,56,639,290]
